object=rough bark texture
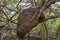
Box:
[16,7,45,39]
[16,0,59,40]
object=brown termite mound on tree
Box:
[16,7,45,40]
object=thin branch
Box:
[38,0,56,20]
[7,21,16,33]
[16,0,22,10]
[10,9,23,21]
[38,15,60,23]
[0,16,6,19]
[10,0,22,20]
[43,23,48,40]
[55,24,60,38]
[0,16,17,24]
[45,16,60,21]
[0,5,19,12]
[1,9,9,20]
[12,19,18,21]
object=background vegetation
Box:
[0,0,60,40]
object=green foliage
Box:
[7,0,19,4]
[0,0,60,40]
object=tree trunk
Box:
[16,7,45,40]
[16,0,57,40]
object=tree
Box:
[0,0,60,40]
[16,0,60,40]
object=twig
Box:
[45,16,60,21]
[55,24,60,38]
[0,5,19,12]
[43,23,48,40]
[1,9,9,20]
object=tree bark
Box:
[16,0,58,40]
